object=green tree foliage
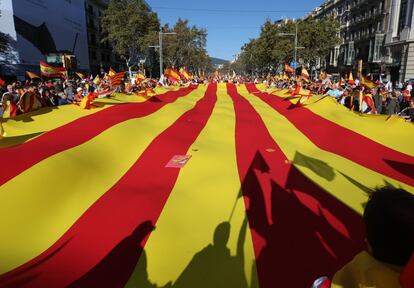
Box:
[234,16,340,73]
[101,0,160,76]
[159,19,212,75]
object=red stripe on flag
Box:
[0,87,193,186]
[227,83,365,287]
[0,84,218,288]
[245,84,414,187]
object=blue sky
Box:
[146,0,324,60]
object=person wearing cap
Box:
[74,87,84,103]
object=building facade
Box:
[0,0,90,78]
[384,0,414,81]
[312,0,392,79]
[85,0,124,74]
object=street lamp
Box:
[279,21,304,76]
[149,31,177,77]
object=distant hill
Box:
[210,57,229,67]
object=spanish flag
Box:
[361,75,377,90]
[40,62,66,79]
[284,64,295,73]
[26,71,40,79]
[109,68,116,77]
[165,67,181,83]
[179,67,192,82]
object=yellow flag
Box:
[26,71,40,79]
[93,75,101,85]
[109,68,116,77]
[76,72,85,79]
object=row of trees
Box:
[230,17,340,74]
[101,0,211,77]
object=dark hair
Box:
[364,187,414,266]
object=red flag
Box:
[0,77,5,87]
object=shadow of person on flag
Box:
[67,221,155,288]
[172,219,248,288]
[241,152,365,288]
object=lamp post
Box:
[279,21,304,76]
[149,31,176,77]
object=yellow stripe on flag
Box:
[126,83,259,287]
[237,85,414,215]
[266,88,414,157]
[0,86,207,274]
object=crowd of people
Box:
[264,75,414,122]
[1,72,414,123]
[0,74,161,118]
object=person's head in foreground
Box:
[316,187,414,288]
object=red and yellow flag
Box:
[348,72,354,85]
[40,62,66,79]
[93,75,101,85]
[179,67,192,82]
[110,71,126,88]
[284,64,295,73]
[109,68,116,77]
[26,71,40,79]
[135,73,146,83]
[0,83,413,288]
[76,72,85,79]
[165,67,181,83]
[361,75,377,90]
[301,67,309,79]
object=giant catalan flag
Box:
[0,83,413,287]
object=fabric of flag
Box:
[301,67,310,79]
[26,71,40,79]
[179,67,192,81]
[17,92,45,113]
[109,68,116,77]
[110,72,126,88]
[165,67,181,83]
[135,73,146,83]
[76,72,85,79]
[361,75,378,90]
[0,83,413,288]
[348,72,354,85]
[284,63,295,73]
[93,75,101,85]
[0,77,5,87]
[39,61,66,79]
